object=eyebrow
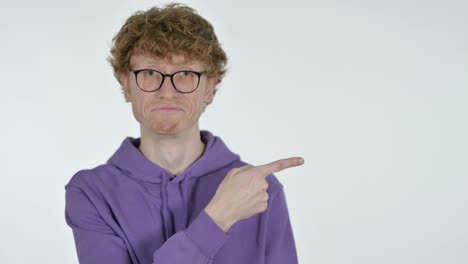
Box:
[141,63,197,67]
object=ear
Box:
[203,78,218,104]
[119,74,132,103]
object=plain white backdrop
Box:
[1,0,467,263]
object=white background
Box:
[1,0,467,263]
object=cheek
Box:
[186,95,204,116]
[130,96,151,122]
[130,101,143,124]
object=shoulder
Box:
[65,163,125,193]
[64,163,130,222]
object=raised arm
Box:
[65,157,304,263]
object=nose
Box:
[156,76,178,98]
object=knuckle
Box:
[269,162,280,172]
[260,177,269,188]
[251,167,262,176]
[275,163,282,171]
[252,170,264,180]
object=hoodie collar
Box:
[106,130,240,183]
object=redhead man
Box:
[65,3,304,264]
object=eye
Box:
[181,71,192,76]
[146,70,158,76]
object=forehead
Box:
[130,53,203,68]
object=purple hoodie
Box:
[65,130,298,264]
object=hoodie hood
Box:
[106,130,241,183]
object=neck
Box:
[138,125,205,176]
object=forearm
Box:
[153,210,230,263]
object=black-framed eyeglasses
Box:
[131,69,205,93]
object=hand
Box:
[204,157,304,232]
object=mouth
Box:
[151,105,183,112]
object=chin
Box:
[148,119,192,136]
[140,114,196,136]
[151,124,180,135]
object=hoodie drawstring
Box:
[161,175,171,241]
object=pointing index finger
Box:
[256,157,304,177]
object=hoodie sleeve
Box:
[153,210,230,263]
[264,185,299,264]
[65,184,229,264]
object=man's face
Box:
[120,53,217,136]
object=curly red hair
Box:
[108,3,228,98]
